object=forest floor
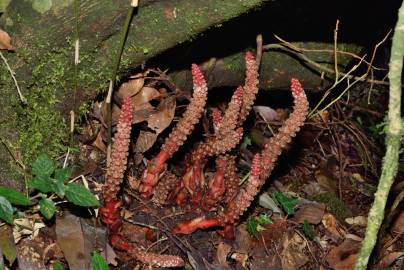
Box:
[1,62,403,270]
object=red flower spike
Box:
[245,51,254,62]
[173,216,221,235]
[139,63,208,198]
[103,96,133,203]
[290,78,303,96]
[212,108,222,131]
[191,63,206,89]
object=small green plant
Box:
[0,153,99,224]
[92,251,110,270]
[272,191,299,216]
[302,219,319,242]
[53,261,65,270]
[246,213,273,238]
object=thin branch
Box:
[0,51,27,104]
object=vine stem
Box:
[106,3,137,164]
[354,2,403,269]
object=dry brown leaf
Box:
[101,102,121,126]
[345,216,368,227]
[334,254,357,270]
[0,225,17,264]
[134,130,158,153]
[13,218,45,243]
[253,106,278,122]
[104,243,118,266]
[92,132,107,153]
[56,212,90,270]
[216,241,232,268]
[375,252,404,270]
[303,182,326,196]
[391,211,404,234]
[315,169,338,192]
[291,202,325,224]
[0,28,14,50]
[322,213,345,241]
[17,238,46,270]
[147,96,176,134]
[325,238,361,268]
[132,87,160,110]
[116,74,145,99]
[280,232,309,270]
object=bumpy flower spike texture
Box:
[101,51,309,267]
[100,97,185,267]
[172,78,309,237]
[139,64,208,198]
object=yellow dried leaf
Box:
[0,28,14,50]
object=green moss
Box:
[15,50,69,164]
[223,53,245,72]
[31,0,53,14]
[310,192,347,222]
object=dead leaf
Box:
[325,238,361,269]
[291,202,325,224]
[13,218,45,243]
[116,74,145,99]
[253,106,278,122]
[280,232,309,270]
[17,238,46,270]
[334,254,357,270]
[101,102,121,127]
[228,252,250,268]
[0,225,17,264]
[391,211,404,234]
[322,213,345,241]
[259,192,283,214]
[91,132,107,153]
[134,131,158,153]
[345,216,367,227]
[375,252,404,270]
[315,169,338,192]
[147,96,176,134]
[56,212,90,270]
[104,243,118,266]
[216,241,231,268]
[303,182,326,196]
[132,87,160,111]
[0,29,14,50]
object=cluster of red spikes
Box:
[100,52,309,267]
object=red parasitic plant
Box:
[100,51,309,267]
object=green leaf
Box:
[65,183,99,207]
[257,213,273,225]
[272,191,298,216]
[39,198,56,220]
[0,196,14,224]
[92,252,110,270]
[246,217,259,238]
[0,187,30,206]
[50,179,66,198]
[31,174,52,193]
[32,153,54,177]
[55,167,72,183]
[53,261,65,270]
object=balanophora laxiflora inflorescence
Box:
[100,51,309,267]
